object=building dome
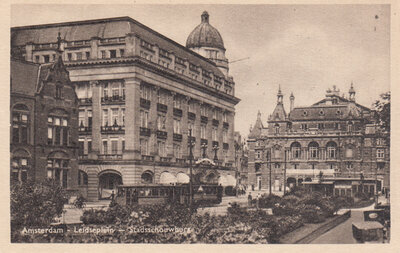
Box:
[186,11,225,50]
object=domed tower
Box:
[186,11,229,76]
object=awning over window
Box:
[159,172,177,185]
[177,173,189,184]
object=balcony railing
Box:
[173,108,183,117]
[160,157,172,163]
[157,103,168,113]
[98,154,123,160]
[140,98,151,109]
[140,127,151,136]
[212,119,219,127]
[212,141,219,147]
[201,116,208,124]
[78,98,92,105]
[101,95,125,103]
[188,112,196,120]
[79,126,92,135]
[156,130,167,139]
[223,122,229,129]
[223,143,229,150]
[101,125,125,134]
[173,133,182,142]
[142,155,155,161]
[175,158,186,165]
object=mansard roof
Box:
[11,16,225,78]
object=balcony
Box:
[79,126,92,135]
[157,103,168,113]
[173,108,183,117]
[78,98,92,105]
[173,133,182,142]
[223,122,229,129]
[140,98,151,109]
[201,116,208,124]
[212,141,219,147]
[98,154,123,160]
[201,139,208,145]
[140,127,151,136]
[142,155,155,161]
[188,136,196,143]
[175,158,186,165]
[101,125,125,134]
[223,143,229,150]
[188,112,196,120]
[101,95,125,104]
[159,157,172,163]
[212,119,219,127]
[156,130,167,139]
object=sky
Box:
[11,4,390,139]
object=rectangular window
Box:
[43,55,50,63]
[201,106,207,116]
[76,52,82,60]
[377,149,385,158]
[173,119,181,134]
[188,102,194,113]
[85,51,90,59]
[103,109,109,126]
[35,55,40,63]
[62,128,68,146]
[103,140,108,154]
[55,127,61,145]
[103,84,109,98]
[111,109,119,126]
[88,110,92,128]
[158,141,166,157]
[173,96,181,109]
[174,144,181,158]
[318,123,324,129]
[121,108,125,126]
[140,84,151,100]
[67,53,72,61]
[101,50,106,59]
[223,112,227,122]
[213,109,218,120]
[140,110,148,128]
[87,140,92,153]
[112,83,120,98]
[223,131,227,143]
[301,124,308,130]
[79,141,84,156]
[140,139,149,155]
[111,140,118,154]
[201,125,206,139]
[110,50,117,58]
[158,90,167,104]
[55,86,62,99]
[122,140,125,152]
[157,114,166,130]
[13,126,19,143]
[79,110,85,127]
[120,49,125,57]
[212,128,217,141]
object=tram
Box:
[115,183,223,207]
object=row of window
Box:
[48,116,69,146]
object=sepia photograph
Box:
[9,3,391,245]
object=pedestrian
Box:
[256,193,261,209]
[248,192,252,207]
[111,190,115,201]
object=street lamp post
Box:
[188,129,194,212]
[283,149,287,194]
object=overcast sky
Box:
[11,4,390,139]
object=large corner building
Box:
[11,12,240,201]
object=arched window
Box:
[274,123,280,134]
[48,109,69,146]
[308,142,319,159]
[12,104,29,144]
[326,141,337,159]
[47,151,70,188]
[290,142,301,159]
[11,149,30,183]
[141,171,153,184]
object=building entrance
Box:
[99,171,122,199]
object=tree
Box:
[11,179,68,227]
[374,91,390,143]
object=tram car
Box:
[115,183,223,207]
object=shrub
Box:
[11,179,68,227]
[259,194,281,208]
[73,195,86,209]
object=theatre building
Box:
[247,85,389,197]
[11,12,240,201]
[10,55,79,190]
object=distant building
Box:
[234,132,248,187]
[10,54,79,191]
[247,85,389,197]
[11,12,240,201]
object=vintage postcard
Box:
[4,1,399,251]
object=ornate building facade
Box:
[10,55,79,191]
[11,12,240,201]
[247,85,389,196]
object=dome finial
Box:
[201,11,209,23]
